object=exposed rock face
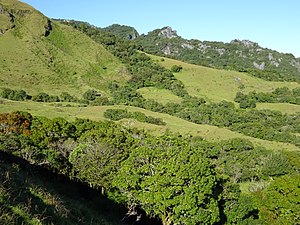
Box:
[181,42,194,49]
[128,32,138,40]
[231,39,257,48]
[241,40,256,48]
[216,48,226,55]
[162,45,172,55]
[291,59,300,72]
[268,53,280,67]
[253,61,265,70]
[159,26,177,39]
[197,43,210,52]
[127,29,139,40]
[44,19,52,37]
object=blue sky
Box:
[22,0,300,57]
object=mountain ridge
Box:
[133,26,300,82]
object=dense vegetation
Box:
[58,20,300,148]
[1,1,300,224]
[235,86,300,108]
[134,27,300,82]
[1,111,299,224]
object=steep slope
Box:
[0,0,130,97]
[134,26,300,82]
[0,155,125,225]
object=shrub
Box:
[170,64,183,73]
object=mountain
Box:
[0,0,129,97]
[133,26,300,82]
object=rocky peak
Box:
[231,39,257,48]
[159,26,177,39]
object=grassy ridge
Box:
[1,99,299,152]
[0,2,129,97]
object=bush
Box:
[170,64,183,73]
[60,92,78,102]
[0,88,31,101]
[32,92,60,102]
[82,89,98,101]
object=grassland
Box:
[1,99,299,152]
[256,103,300,114]
[137,87,183,104]
[150,55,300,103]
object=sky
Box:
[21,0,300,57]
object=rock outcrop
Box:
[159,26,178,39]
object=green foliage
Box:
[103,24,139,40]
[110,135,220,224]
[261,152,292,177]
[1,112,298,224]
[82,89,98,101]
[135,30,300,82]
[0,88,31,101]
[60,92,78,102]
[32,92,60,102]
[256,173,300,224]
[63,20,188,103]
[170,64,183,73]
[235,86,300,107]
[239,98,257,109]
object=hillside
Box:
[134,26,300,82]
[1,99,300,153]
[0,0,130,97]
[148,54,300,103]
[0,154,126,225]
[1,1,300,224]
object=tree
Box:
[256,173,300,224]
[60,92,77,102]
[170,65,183,73]
[110,135,220,224]
[82,89,98,101]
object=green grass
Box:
[1,99,299,152]
[0,1,130,97]
[137,87,183,104]
[256,103,300,114]
[150,55,300,103]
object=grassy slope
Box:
[149,55,300,104]
[137,87,183,104]
[0,1,129,97]
[1,99,299,152]
[256,102,300,114]
[0,157,124,225]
